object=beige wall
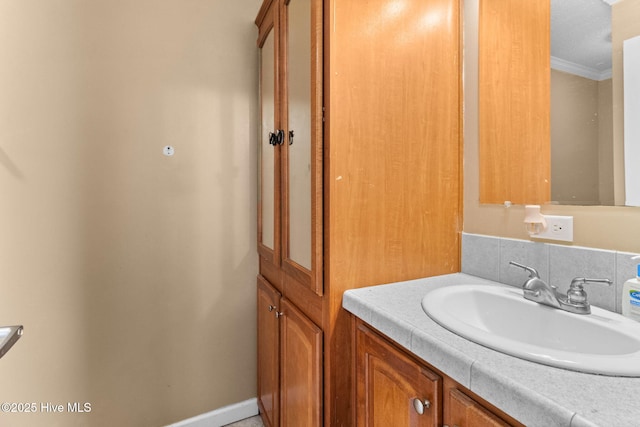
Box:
[464,0,640,253]
[550,70,601,205]
[549,71,613,206]
[0,1,260,426]
[598,78,615,206]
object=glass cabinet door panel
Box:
[286,0,312,270]
[260,30,276,251]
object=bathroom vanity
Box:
[356,319,522,427]
[344,274,640,427]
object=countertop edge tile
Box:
[342,289,373,325]
[470,359,575,427]
[368,305,415,349]
[410,327,474,388]
[570,413,600,427]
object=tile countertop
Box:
[342,273,640,427]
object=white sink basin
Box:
[0,325,23,359]
[422,284,640,376]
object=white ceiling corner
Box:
[551,0,613,79]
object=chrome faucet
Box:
[509,261,612,314]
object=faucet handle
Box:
[509,261,540,278]
[567,277,613,305]
[570,277,613,288]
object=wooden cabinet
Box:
[255,0,462,424]
[258,276,322,427]
[256,0,324,424]
[478,0,551,204]
[356,321,524,427]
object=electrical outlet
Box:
[533,215,573,242]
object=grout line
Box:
[468,359,477,390]
[498,237,503,283]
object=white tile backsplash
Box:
[462,232,640,313]
[461,233,500,281]
[549,245,616,311]
[499,238,550,286]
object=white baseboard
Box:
[166,398,259,427]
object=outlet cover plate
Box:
[533,215,573,242]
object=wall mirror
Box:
[551,0,640,206]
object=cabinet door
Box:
[279,298,322,427]
[257,276,281,427]
[357,324,442,427]
[281,0,323,295]
[257,0,282,268]
[257,0,323,295]
[478,0,550,204]
[448,388,510,427]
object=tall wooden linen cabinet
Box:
[255,0,462,425]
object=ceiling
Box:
[551,0,616,80]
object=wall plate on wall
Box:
[533,215,573,242]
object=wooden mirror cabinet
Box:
[479,0,551,205]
